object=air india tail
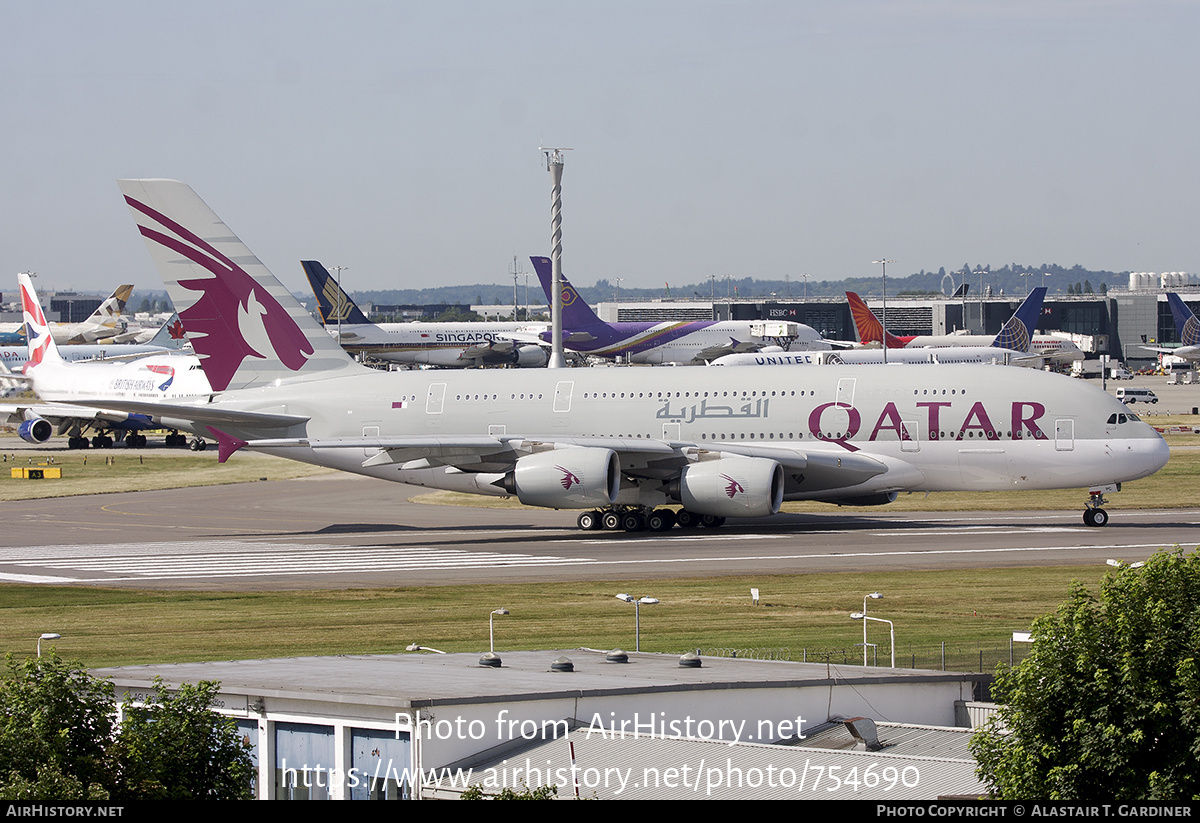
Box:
[845,291,910,348]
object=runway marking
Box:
[1,541,591,582]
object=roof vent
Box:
[606,649,629,663]
[844,716,884,751]
[551,656,574,672]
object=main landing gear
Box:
[1083,487,1113,527]
[576,506,726,533]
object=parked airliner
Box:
[302,261,547,368]
[2,274,210,448]
[530,256,828,363]
[110,180,1167,531]
[714,288,1048,368]
[847,291,1085,363]
[1142,293,1200,363]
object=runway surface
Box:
[1,473,1197,590]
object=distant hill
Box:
[127,262,1126,315]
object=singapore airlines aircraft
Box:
[530,256,829,363]
[111,180,1167,531]
[2,273,210,448]
[301,261,548,368]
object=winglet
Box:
[206,426,248,463]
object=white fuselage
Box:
[711,348,1040,368]
[190,363,1167,507]
[27,353,212,406]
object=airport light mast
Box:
[541,147,572,369]
[873,260,894,364]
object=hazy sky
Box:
[3,1,1198,295]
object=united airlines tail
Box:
[845,292,908,348]
[119,179,360,392]
[530,256,606,330]
[1167,293,1200,346]
[991,287,1047,351]
[301,260,373,326]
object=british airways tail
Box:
[1167,293,1200,346]
[118,179,359,393]
[845,292,908,348]
[301,260,373,326]
[991,287,1046,351]
[18,272,65,372]
[530,256,606,329]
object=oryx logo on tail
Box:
[123,194,314,392]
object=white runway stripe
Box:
[1,542,589,582]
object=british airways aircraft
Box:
[530,256,828,364]
[109,180,1167,531]
[302,261,548,368]
[1,273,210,448]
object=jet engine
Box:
[499,448,620,509]
[515,345,548,368]
[668,457,784,518]
[18,416,52,444]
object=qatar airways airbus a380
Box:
[102,179,1167,532]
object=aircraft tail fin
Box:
[146,313,190,349]
[846,291,906,348]
[991,287,1046,351]
[85,284,134,327]
[1167,293,1200,346]
[18,273,64,371]
[530,256,605,329]
[301,261,373,326]
[118,179,359,392]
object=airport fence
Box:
[698,641,1032,674]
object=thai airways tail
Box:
[18,272,65,373]
[1167,293,1200,346]
[530,256,606,330]
[991,287,1047,352]
[301,260,373,326]
[118,179,360,393]
[845,292,908,348]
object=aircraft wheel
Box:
[700,514,726,528]
[645,509,675,532]
[1085,508,1109,528]
[620,512,645,532]
[675,510,700,529]
[577,511,601,531]
[601,511,622,531]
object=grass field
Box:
[2,564,1139,670]
[1,423,1196,671]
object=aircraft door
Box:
[836,377,856,408]
[426,383,446,415]
[900,419,920,452]
[1055,418,1075,451]
[553,381,574,413]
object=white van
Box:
[1116,387,1158,405]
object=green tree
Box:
[971,547,1200,800]
[112,677,254,800]
[0,654,253,800]
[0,652,115,800]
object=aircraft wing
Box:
[62,398,310,430]
[240,434,889,490]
